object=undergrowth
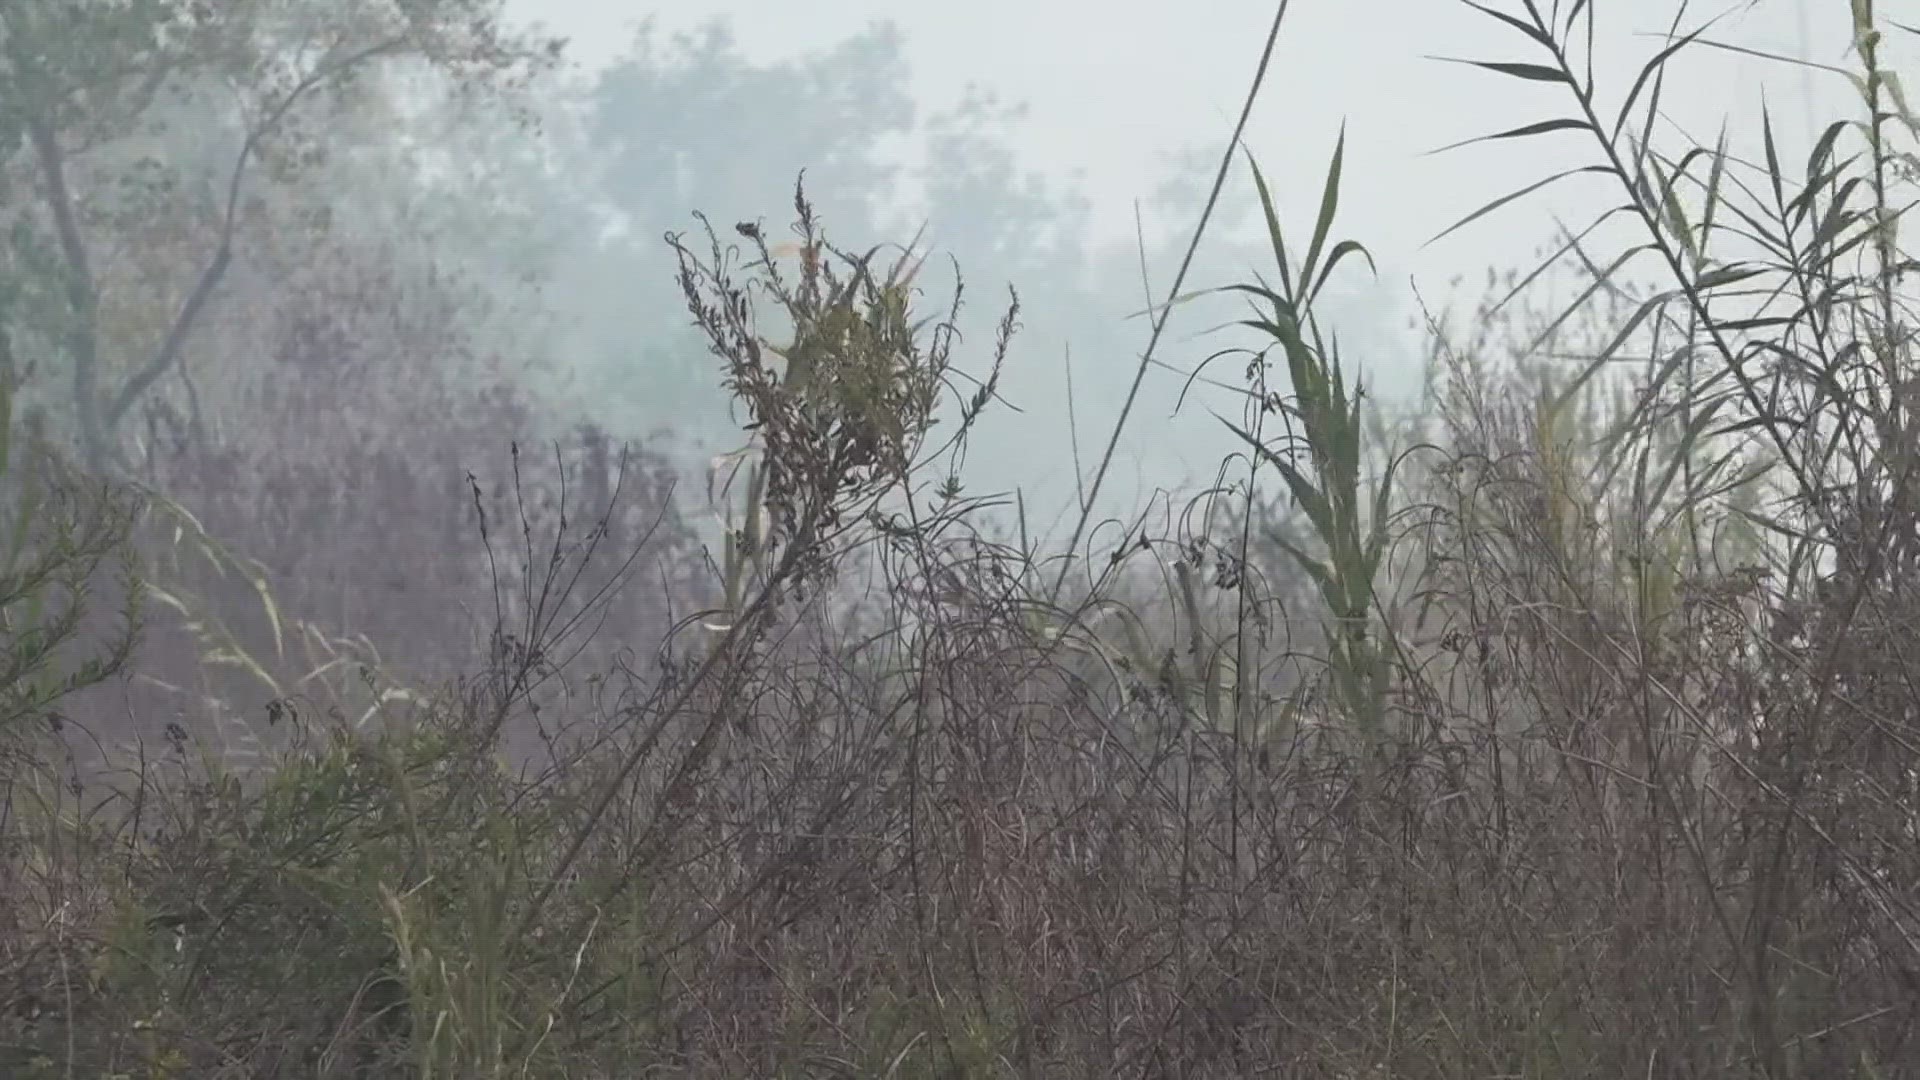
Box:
[3,1,1919,1077]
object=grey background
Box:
[498,0,1850,521]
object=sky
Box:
[495,0,1873,519]
[503,0,1844,268]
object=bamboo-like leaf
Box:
[1521,243,1655,361]
[1547,287,1671,416]
[1643,396,1730,514]
[237,565,285,661]
[1805,120,1851,190]
[1273,459,1337,543]
[1246,153,1296,301]
[1270,531,1340,613]
[1426,166,1614,247]
[1565,0,1592,38]
[1123,288,1218,322]
[1708,412,1805,440]
[1821,222,1879,271]
[1730,504,1814,545]
[1456,0,1553,47]
[201,647,282,698]
[1683,35,1851,79]
[1598,372,1732,472]
[1699,125,1730,250]
[1716,316,1796,332]
[1647,153,1697,261]
[1299,125,1348,302]
[1307,239,1378,306]
[1221,416,1335,538]
[143,584,193,617]
[0,376,11,483]
[1808,179,1867,256]
[1612,21,1717,142]
[1784,155,1856,226]
[1490,207,1632,318]
[1654,455,1772,539]
[296,655,355,687]
[1710,187,1791,255]
[1692,263,1767,291]
[1761,105,1786,211]
[1428,117,1592,157]
[1362,450,1405,582]
[1431,57,1571,84]
[1887,71,1920,138]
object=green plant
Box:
[1421,0,1920,1070]
[1213,141,1404,753]
[512,177,1018,957]
[12,1,1920,1074]
[0,348,143,766]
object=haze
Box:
[493,0,1847,521]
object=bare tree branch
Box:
[21,110,108,467]
[103,36,408,437]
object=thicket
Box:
[3,1,1919,1077]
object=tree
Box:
[0,0,559,471]
[538,17,1104,469]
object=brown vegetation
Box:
[3,1,1919,1077]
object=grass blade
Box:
[1456,0,1553,47]
[1425,165,1614,247]
[1612,21,1717,143]
[1430,56,1572,84]
[1308,239,1378,306]
[1300,125,1348,300]
[1426,117,1593,156]
[1246,152,1297,302]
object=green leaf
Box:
[1489,207,1632,319]
[1521,243,1655,361]
[1307,239,1377,306]
[1299,124,1348,303]
[1246,152,1296,302]
[1807,178,1867,256]
[1761,105,1786,212]
[1547,286,1671,416]
[1714,316,1796,332]
[1270,532,1340,612]
[1565,0,1592,38]
[1456,0,1553,47]
[1695,127,1730,251]
[0,375,11,483]
[1363,449,1405,583]
[1612,21,1718,142]
[1427,117,1592,156]
[1432,57,1571,84]
[1804,120,1851,190]
[1221,415,1336,539]
[1426,166,1614,247]
[1690,263,1765,290]
[1646,153,1697,261]
[1643,396,1729,514]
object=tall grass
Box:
[2,1,1918,1077]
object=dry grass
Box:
[4,2,1920,1077]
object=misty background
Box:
[0,0,1883,735]
[11,4,1920,1072]
[472,0,1849,525]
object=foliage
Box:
[0,0,560,470]
[1216,140,1401,753]
[0,343,142,773]
[546,18,1091,458]
[5,1,1920,1078]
